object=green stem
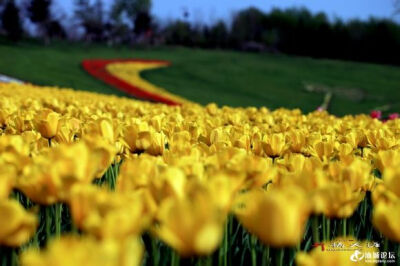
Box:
[312,216,320,244]
[383,238,389,266]
[322,215,326,241]
[205,256,212,266]
[251,235,257,266]
[342,218,347,236]
[219,219,228,266]
[326,218,330,241]
[1,252,6,266]
[45,206,52,241]
[262,246,270,266]
[152,238,159,266]
[362,198,367,226]
[349,218,354,236]
[55,204,62,237]
[11,249,17,266]
[171,250,180,266]
[276,249,284,266]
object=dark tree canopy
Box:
[111,0,152,34]
[1,1,23,41]
[28,0,51,24]
[74,0,105,42]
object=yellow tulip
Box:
[153,190,225,257]
[311,183,364,218]
[286,129,307,153]
[328,159,372,191]
[382,168,400,198]
[54,118,81,144]
[0,165,16,199]
[35,109,60,139]
[366,129,398,150]
[375,150,400,172]
[68,185,155,239]
[372,199,400,242]
[310,140,335,162]
[262,133,287,158]
[0,199,37,247]
[17,141,109,204]
[235,187,310,247]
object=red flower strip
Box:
[82,59,179,105]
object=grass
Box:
[1,40,400,116]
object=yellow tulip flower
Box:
[0,165,16,199]
[35,109,60,139]
[372,198,400,242]
[0,199,37,247]
[68,185,155,239]
[17,141,110,204]
[382,168,400,198]
[153,190,225,257]
[262,133,287,158]
[311,183,365,218]
[375,150,400,172]
[235,187,310,247]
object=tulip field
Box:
[0,73,400,266]
[1,42,400,266]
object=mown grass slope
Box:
[1,40,400,116]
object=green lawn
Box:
[1,40,400,116]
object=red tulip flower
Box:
[370,110,382,119]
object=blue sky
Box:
[56,0,399,24]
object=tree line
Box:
[1,0,400,65]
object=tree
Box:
[231,8,266,45]
[111,0,152,36]
[209,21,229,48]
[74,0,105,42]
[27,0,51,37]
[1,0,23,41]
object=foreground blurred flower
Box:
[235,187,310,247]
[20,236,143,266]
[0,166,16,199]
[296,237,378,266]
[0,199,37,247]
[311,183,365,218]
[381,168,400,198]
[68,185,156,239]
[153,190,225,257]
[17,140,113,204]
[372,198,400,242]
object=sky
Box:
[56,0,399,24]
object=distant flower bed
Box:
[0,82,399,266]
[82,59,189,105]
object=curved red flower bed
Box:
[82,59,179,105]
